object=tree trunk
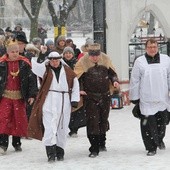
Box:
[47,0,78,39]
[30,18,38,41]
[18,0,43,42]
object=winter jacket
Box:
[0,55,38,100]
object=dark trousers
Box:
[140,110,166,152]
[88,134,106,153]
[0,134,21,150]
[69,107,86,133]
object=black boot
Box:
[0,134,8,154]
[99,134,107,151]
[0,146,7,154]
[46,145,56,162]
[12,136,22,152]
[68,128,78,137]
[88,135,99,158]
[56,146,64,161]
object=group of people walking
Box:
[0,24,169,163]
[0,26,120,163]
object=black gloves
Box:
[71,101,78,108]
[131,99,140,104]
[132,103,142,119]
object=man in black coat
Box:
[74,43,119,157]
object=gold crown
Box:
[5,38,18,48]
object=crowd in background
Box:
[0,23,94,135]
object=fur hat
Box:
[45,39,54,46]
[63,46,74,55]
[88,43,101,56]
[16,33,28,44]
[48,51,62,59]
[25,44,40,55]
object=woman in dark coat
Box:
[62,46,86,137]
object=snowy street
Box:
[1,104,170,170]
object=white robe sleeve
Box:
[31,57,46,78]
[129,59,141,100]
[167,59,170,91]
[71,77,80,102]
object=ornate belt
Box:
[88,91,110,97]
[3,90,22,100]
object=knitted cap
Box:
[85,37,93,46]
[32,37,42,45]
[45,39,54,46]
[63,46,74,55]
[16,23,22,28]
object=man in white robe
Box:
[30,51,80,162]
[129,38,170,156]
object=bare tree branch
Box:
[18,0,43,19]
[47,0,78,27]
[47,0,59,26]
[18,0,44,41]
[68,0,78,12]
[18,0,32,19]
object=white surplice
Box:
[129,54,170,116]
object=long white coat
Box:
[129,54,170,116]
[31,58,80,148]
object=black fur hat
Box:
[15,33,28,44]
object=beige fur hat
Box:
[25,44,40,55]
[88,43,101,56]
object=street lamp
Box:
[153,28,156,37]
[140,28,143,40]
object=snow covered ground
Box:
[1,104,170,170]
[1,33,170,169]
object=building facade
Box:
[105,0,170,81]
